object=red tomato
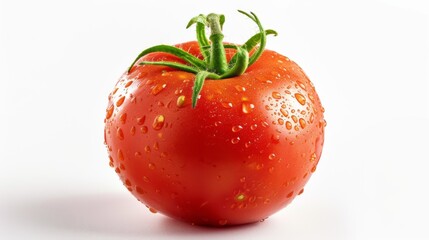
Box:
[104,11,325,226]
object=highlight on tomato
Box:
[104,10,326,227]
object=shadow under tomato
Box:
[6,192,262,238]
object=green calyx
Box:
[128,10,277,108]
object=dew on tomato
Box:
[152,115,165,130]
[116,128,124,140]
[176,95,185,107]
[299,118,306,129]
[231,137,240,144]
[148,163,156,170]
[105,105,114,120]
[242,102,255,114]
[232,125,243,132]
[272,91,281,99]
[116,96,125,107]
[280,108,289,117]
[104,10,326,227]
[151,83,167,95]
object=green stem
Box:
[128,45,206,72]
[127,10,276,108]
[207,13,228,74]
[187,15,210,61]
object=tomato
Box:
[104,11,325,226]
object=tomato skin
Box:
[104,41,325,226]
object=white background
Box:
[1,0,429,239]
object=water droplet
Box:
[153,142,159,150]
[268,153,276,160]
[261,121,269,128]
[250,124,258,130]
[321,107,325,113]
[152,115,165,130]
[119,163,125,170]
[116,128,124,140]
[145,146,151,153]
[174,88,183,95]
[214,121,222,127]
[231,137,240,144]
[242,102,254,114]
[269,167,275,173]
[232,125,243,132]
[287,191,294,198]
[136,116,145,125]
[280,109,289,117]
[311,165,317,173]
[105,105,114,119]
[240,177,246,182]
[125,179,132,186]
[278,118,284,125]
[310,113,315,123]
[271,134,280,143]
[294,125,299,131]
[236,194,245,201]
[148,162,156,170]
[135,151,141,158]
[120,113,127,124]
[295,93,306,105]
[299,118,306,129]
[298,189,304,195]
[298,82,306,90]
[176,95,185,107]
[112,88,119,95]
[136,186,144,194]
[124,81,133,88]
[143,176,150,182]
[140,126,148,134]
[117,149,124,161]
[235,85,246,92]
[286,121,292,130]
[221,102,233,108]
[151,83,167,95]
[116,96,125,107]
[310,153,317,162]
[292,115,298,123]
[264,198,271,204]
[272,91,281,99]
[241,96,249,101]
[130,126,136,136]
[245,141,252,148]
[149,207,158,214]
[115,167,121,173]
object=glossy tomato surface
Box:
[104,41,325,226]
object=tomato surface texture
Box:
[104,11,325,226]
